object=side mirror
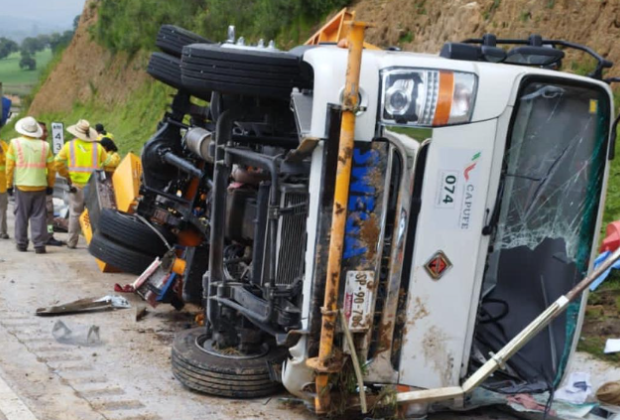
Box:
[440,42,506,63]
[505,46,564,67]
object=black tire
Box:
[147,52,184,91]
[98,209,174,256]
[171,328,286,398]
[181,44,313,99]
[156,25,213,57]
[89,232,157,275]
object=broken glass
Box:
[476,79,610,389]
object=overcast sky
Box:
[0,0,86,26]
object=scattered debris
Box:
[589,251,620,291]
[459,388,597,419]
[555,372,592,404]
[596,381,620,406]
[116,254,184,309]
[52,321,101,346]
[36,295,130,316]
[604,339,620,354]
[136,306,149,322]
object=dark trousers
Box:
[46,194,54,240]
[14,189,47,248]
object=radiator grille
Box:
[275,186,307,286]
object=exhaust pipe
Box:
[184,127,213,163]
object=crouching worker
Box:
[5,116,56,253]
[55,119,107,249]
[100,137,120,172]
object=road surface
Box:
[0,209,612,420]
[0,210,317,420]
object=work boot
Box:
[16,244,27,252]
[35,247,46,254]
[46,237,65,247]
[0,233,9,239]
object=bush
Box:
[94,0,351,53]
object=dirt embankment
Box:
[28,0,149,116]
[352,0,620,76]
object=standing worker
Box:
[5,116,56,253]
[38,122,65,246]
[0,136,8,239]
[99,137,120,172]
[55,119,107,249]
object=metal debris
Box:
[36,295,130,316]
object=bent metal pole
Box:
[395,246,620,406]
[314,21,370,414]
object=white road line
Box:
[0,369,38,420]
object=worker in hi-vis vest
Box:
[55,119,107,249]
[0,137,9,240]
[5,116,56,254]
[99,137,121,172]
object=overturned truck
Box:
[95,11,620,417]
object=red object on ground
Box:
[601,221,620,253]
[114,284,135,293]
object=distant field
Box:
[0,49,53,96]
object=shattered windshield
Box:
[495,80,609,268]
[476,79,610,389]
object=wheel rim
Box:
[197,335,269,360]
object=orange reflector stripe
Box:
[433,71,455,126]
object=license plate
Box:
[344,270,375,332]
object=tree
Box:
[73,14,81,31]
[21,36,45,55]
[36,34,51,49]
[0,37,18,60]
[19,50,36,71]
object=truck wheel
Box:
[147,52,184,91]
[89,232,157,275]
[181,44,313,99]
[98,209,174,256]
[171,328,285,398]
[156,25,213,57]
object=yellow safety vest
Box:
[0,140,7,193]
[11,137,49,187]
[103,151,121,172]
[68,140,104,185]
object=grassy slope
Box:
[0,49,53,95]
[1,78,173,155]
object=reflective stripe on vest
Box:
[13,138,48,187]
[69,141,100,173]
[67,140,101,184]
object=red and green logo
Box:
[464,152,481,181]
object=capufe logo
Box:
[464,152,481,181]
[459,152,481,230]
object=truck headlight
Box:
[380,68,477,127]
